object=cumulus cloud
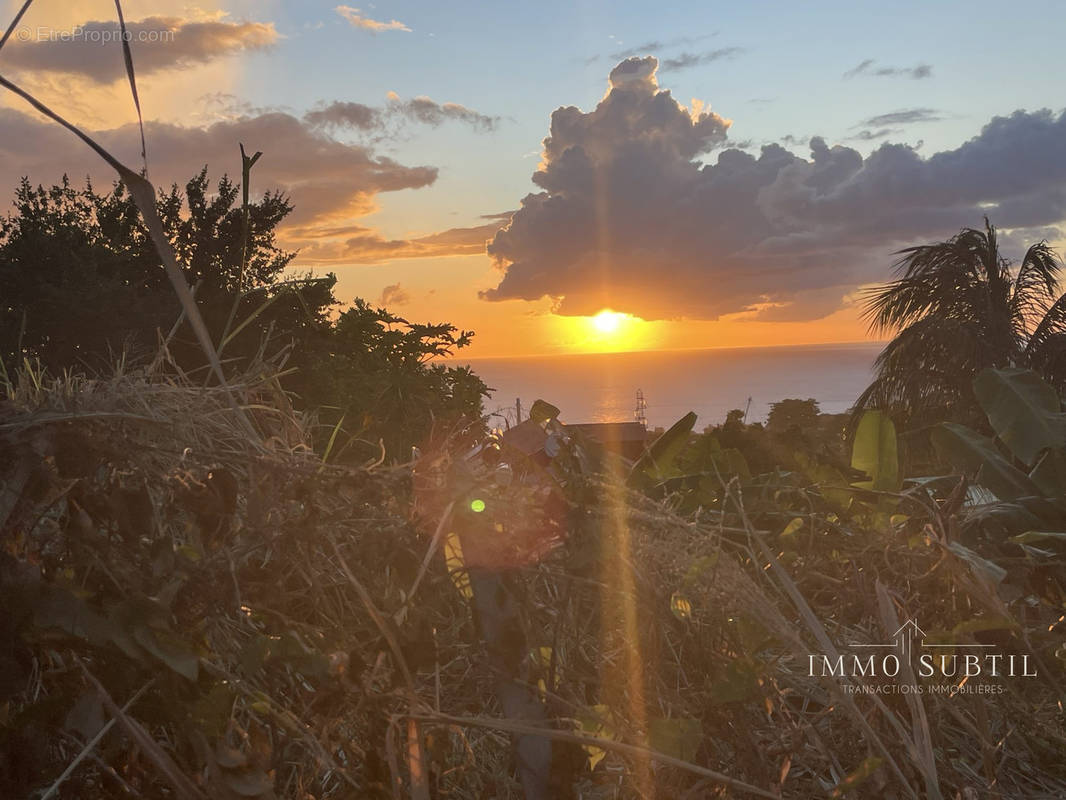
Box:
[0,15,277,83]
[844,59,932,79]
[482,57,1066,321]
[380,283,411,306]
[660,48,743,72]
[335,6,410,33]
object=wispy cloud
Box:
[304,101,381,130]
[608,33,717,61]
[386,93,500,132]
[660,47,743,71]
[844,59,932,79]
[380,283,411,306]
[335,5,410,33]
[304,95,501,134]
[848,128,900,141]
[859,108,944,126]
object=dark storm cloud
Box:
[482,57,1066,322]
[844,59,932,79]
[0,16,277,83]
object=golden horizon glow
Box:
[568,309,648,352]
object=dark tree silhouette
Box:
[856,219,1066,426]
[0,172,489,461]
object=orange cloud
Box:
[289,219,509,264]
[335,6,410,33]
[0,15,278,83]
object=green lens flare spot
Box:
[469,498,486,513]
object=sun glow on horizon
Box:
[592,309,626,333]
[555,309,651,352]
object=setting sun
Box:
[592,309,626,333]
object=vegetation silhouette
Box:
[0,172,488,462]
[857,219,1066,428]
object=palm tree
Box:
[856,219,1066,426]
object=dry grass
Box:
[3,359,1066,799]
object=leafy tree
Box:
[856,219,1066,427]
[0,170,321,372]
[300,300,488,460]
[0,172,489,461]
[766,398,820,436]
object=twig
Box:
[77,660,206,800]
[40,678,155,800]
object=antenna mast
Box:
[635,389,647,428]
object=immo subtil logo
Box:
[807,619,1037,696]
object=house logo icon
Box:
[891,619,926,659]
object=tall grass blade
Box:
[0,0,34,53]
[112,0,148,170]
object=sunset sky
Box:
[1,0,1065,356]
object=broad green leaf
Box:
[647,718,702,762]
[946,541,1007,584]
[850,410,900,491]
[629,411,697,487]
[1029,449,1066,498]
[809,462,852,512]
[931,422,1039,500]
[974,368,1066,466]
[528,399,560,424]
[779,517,804,540]
[132,625,199,681]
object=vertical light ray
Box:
[600,455,653,796]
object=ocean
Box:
[463,342,882,430]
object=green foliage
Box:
[629,410,697,487]
[646,718,702,762]
[973,367,1066,466]
[850,410,900,491]
[0,171,309,372]
[766,397,820,436]
[858,219,1066,427]
[302,300,488,461]
[931,423,1039,501]
[0,172,489,462]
